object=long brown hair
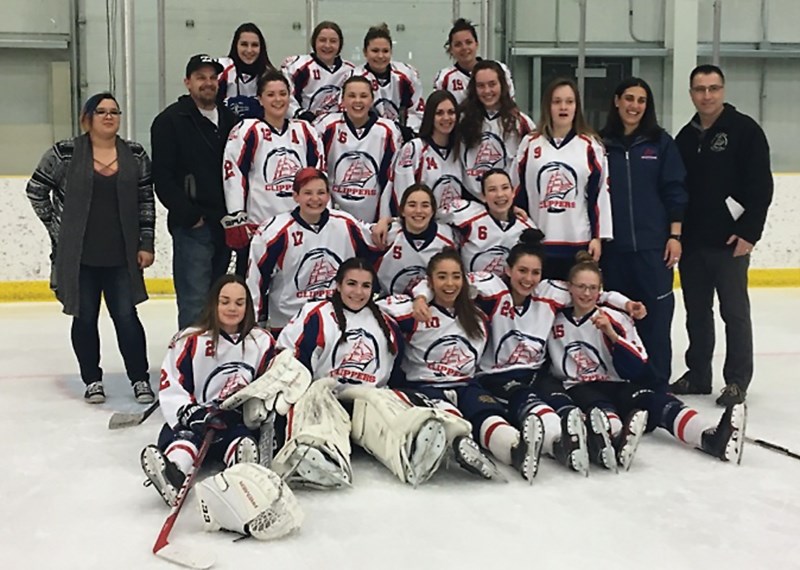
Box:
[537,77,597,139]
[460,60,519,149]
[426,248,485,340]
[188,274,258,351]
[418,90,460,153]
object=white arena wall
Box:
[1,174,798,300]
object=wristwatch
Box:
[668,234,682,242]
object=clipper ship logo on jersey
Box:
[397,143,416,168]
[264,148,302,197]
[494,331,545,369]
[332,329,381,383]
[432,176,466,211]
[203,361,257,402]
[295,249,343,297]
[310,85,343,115]
[390,266,427,296]
[537,162,578,213]
[466,133,506,177]
[333,151,378,201]
[374,98,401,121]
[424,335,479,379]
[563,342,608,383]
[470,246,510,277]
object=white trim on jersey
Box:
[433,60,516,105]
[353,62,426,131]
[281,53,356,119]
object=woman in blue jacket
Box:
[599,77,688,390]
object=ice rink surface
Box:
[1,289,799,570]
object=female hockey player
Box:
[375,183,457,296]
[221,70,325,274]
[541,252,746,472]
[599,77,688,391]
[217,23,275,118]
[245,167,387,336]
[433,18,516,105]
[316,76,402,222]
[438,168,537,276]
[382,90,469,217]
[513,77,612,280]
[353,23,426,141]
[140,274,276,506]
[379,249,540,482]
[282,21,356,122]
[459,60,534,199]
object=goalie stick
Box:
[108,400,160,430]
[153,429,216,569]
[259,411,276,468]
[745,436,800,461]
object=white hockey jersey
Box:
[514,131,613,257]
[316,112,401,222]
[223,118,325,222]
[277,299,402,386]
[217,57,263,119]
[378,295,487,387]
[353,62,426,132]
[281,54,356,119]
[381,137,468,218]
[548,306,648,389]
[246,208,381,329]
[375,221,457,296]
[433,60,516,105]
[159,327,275,428]
[462,110,535,199]
[439,198,538,276]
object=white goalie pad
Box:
[339,386,471,486]
[195,463,303,541]
[271,378,353,489]
[221,351,312,414]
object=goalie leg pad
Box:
[195,463,303,540]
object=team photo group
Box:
[25,15,772,551]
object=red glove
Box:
[221,211,257,250]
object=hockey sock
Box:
[606,411,623,438]
[670,407,713,447]
[165,440,198,475]
[532,405,561,456]
[480,416,519,465]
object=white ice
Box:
[1,290,799,570]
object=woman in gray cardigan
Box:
[26,92,156,404]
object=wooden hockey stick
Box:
[745,436,800,461]
[108,400,160,430]
[153,429,216,569]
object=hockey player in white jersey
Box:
[353,23,425,140]
[379,249,540,482]
[439,169,537,277]
[460,60,534,199]
[433,18,516,106]
[540,253,746,471]
[381,90,469,218]
[316,76,401,222]
[217,23,275,119]
[514,78,613,280]
[246,168,387,336]
[281,21,356,121]
[222,71,325,255]
[375,184,457,296]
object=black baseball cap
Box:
[185,54,223,78]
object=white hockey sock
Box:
[532,404,561,455]
[165,440,198,475]
[672,408,713,447]
[480,416,519,465]
[607,412,623,438]
[224,438,240,467]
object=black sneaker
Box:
[141,445,186,506]
[669,371,712,395]
[84,381,106,404]
[716,384,746,407]
[552,408,589,477]
[700,403,747,464]
[132,380,155,404]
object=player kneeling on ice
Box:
[537,252,746,473]
[379,248,539,482]
[274,258,463,488]
[140,275,310,507]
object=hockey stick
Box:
[745,436,800,461]
[108,400,160,430]
[153,429,216,569]
[258,411,277,468]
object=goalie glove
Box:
[221,350,311,415]
[221,210,258,250]
[195,463,303,540]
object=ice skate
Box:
[280,443,352,490]
[405,418,448,487]
[452,435,504,481]
[586,407,618,473]
[140,445,185,507]
[233,436,260,465]
[510,412,544,483]
[614,409,648,471]
[701,403,747,464]
[552,407,589,477]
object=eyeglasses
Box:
[690,85,724,95]
[95,109,122,117]
[570,283,600,293]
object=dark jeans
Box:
[602,248,675,389]
[679,245,753,390]
[72,264,148,385]
[172,222,231,329]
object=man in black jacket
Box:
[672,64,773,406]
[151,54,239,328]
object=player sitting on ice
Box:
[140,275,310,507]
[273,258,479,488]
